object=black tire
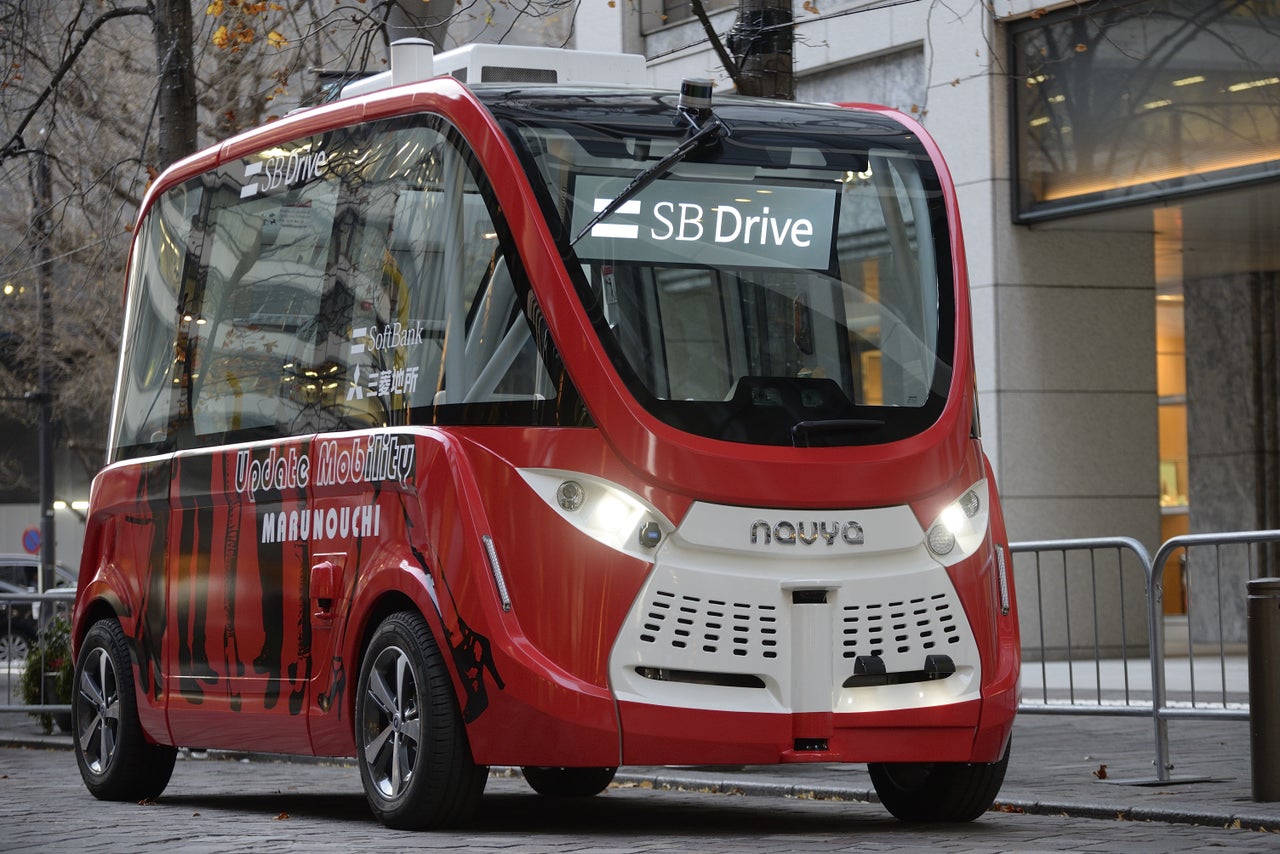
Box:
[869,740,1010,822]
[355,611,488,829]
[521,766,617,797]
[73,618,177,801]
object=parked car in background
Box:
[0,579,40,661]
[0,554,78,592]
[0,555,77,660]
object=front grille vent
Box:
[840,593,960,659]
[638,589,780,659]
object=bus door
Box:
[162,170,335,752]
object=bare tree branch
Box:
[1,3,153,162]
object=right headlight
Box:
[925,479,990,566]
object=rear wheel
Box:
[869,741,1010,822]
[73,618,177,801]
[356,611,487,829]
[521,766,617,797]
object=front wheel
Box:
[355,611,487,829]
[521,766,617,797]
[869,741,1010,822]
[73,618,177,801]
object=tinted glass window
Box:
[486,92,953,446]
[111,116,586,460]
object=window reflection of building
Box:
[1011,0,1280,221]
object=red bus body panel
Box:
[74,77,1018,768]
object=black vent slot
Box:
[635,666,766,689]
[480,66,558,84]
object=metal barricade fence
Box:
[1011,530,1280,783]
[4,531,1279,778]
[0,589,74,727]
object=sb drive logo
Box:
[240,147,328,199]
[574,176,837,269]
[590,197,817,249]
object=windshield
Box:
[483,91,955,446]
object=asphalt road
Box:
[2,744,1278,853]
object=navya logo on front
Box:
[572,176,837,270]
[750,519,865,547]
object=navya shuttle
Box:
[71,40,1020,829]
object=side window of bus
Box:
[115,117,576,458]
[327,123,556,418]
[187,177,337,441]
[111,184,202,459]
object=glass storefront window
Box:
[1010,0,1280,221]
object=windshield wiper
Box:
[572,96,726,247]
[791,418,885,448]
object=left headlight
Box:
[519,468,673,560]
[924,479,990,566]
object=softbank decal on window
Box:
[571,176,838,269]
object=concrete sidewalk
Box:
[3,706,1275,832]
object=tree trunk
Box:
[154,0,198,167]
[385,0,456,52]
[727,0,794,99]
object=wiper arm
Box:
[571,115,726,247]
[791,418,885,448]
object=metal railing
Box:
[1012,530,1280,783]
[5,531,1279,782]
[0,589,74,725]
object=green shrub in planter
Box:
[19,614,74,734]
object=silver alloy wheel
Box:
[361,644,422,800]
[0,632,30,661]
[77,645,121,776]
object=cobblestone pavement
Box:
[2,714,1279,853]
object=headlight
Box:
[925,479,990,566]
[519,469,673,560]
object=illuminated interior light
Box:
[1026,73,1048,86]
[1173,75,1205,87]
[53,500,67,510]
[1039,148,1280,201]
[1029,116,1051,128]
[1048,94,1066,104]
[1142,99,1172,111]
[1228,77,1279,92]
[2,283,13,295]
[71,500,89,512]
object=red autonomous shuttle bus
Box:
[72,42,1019,829]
